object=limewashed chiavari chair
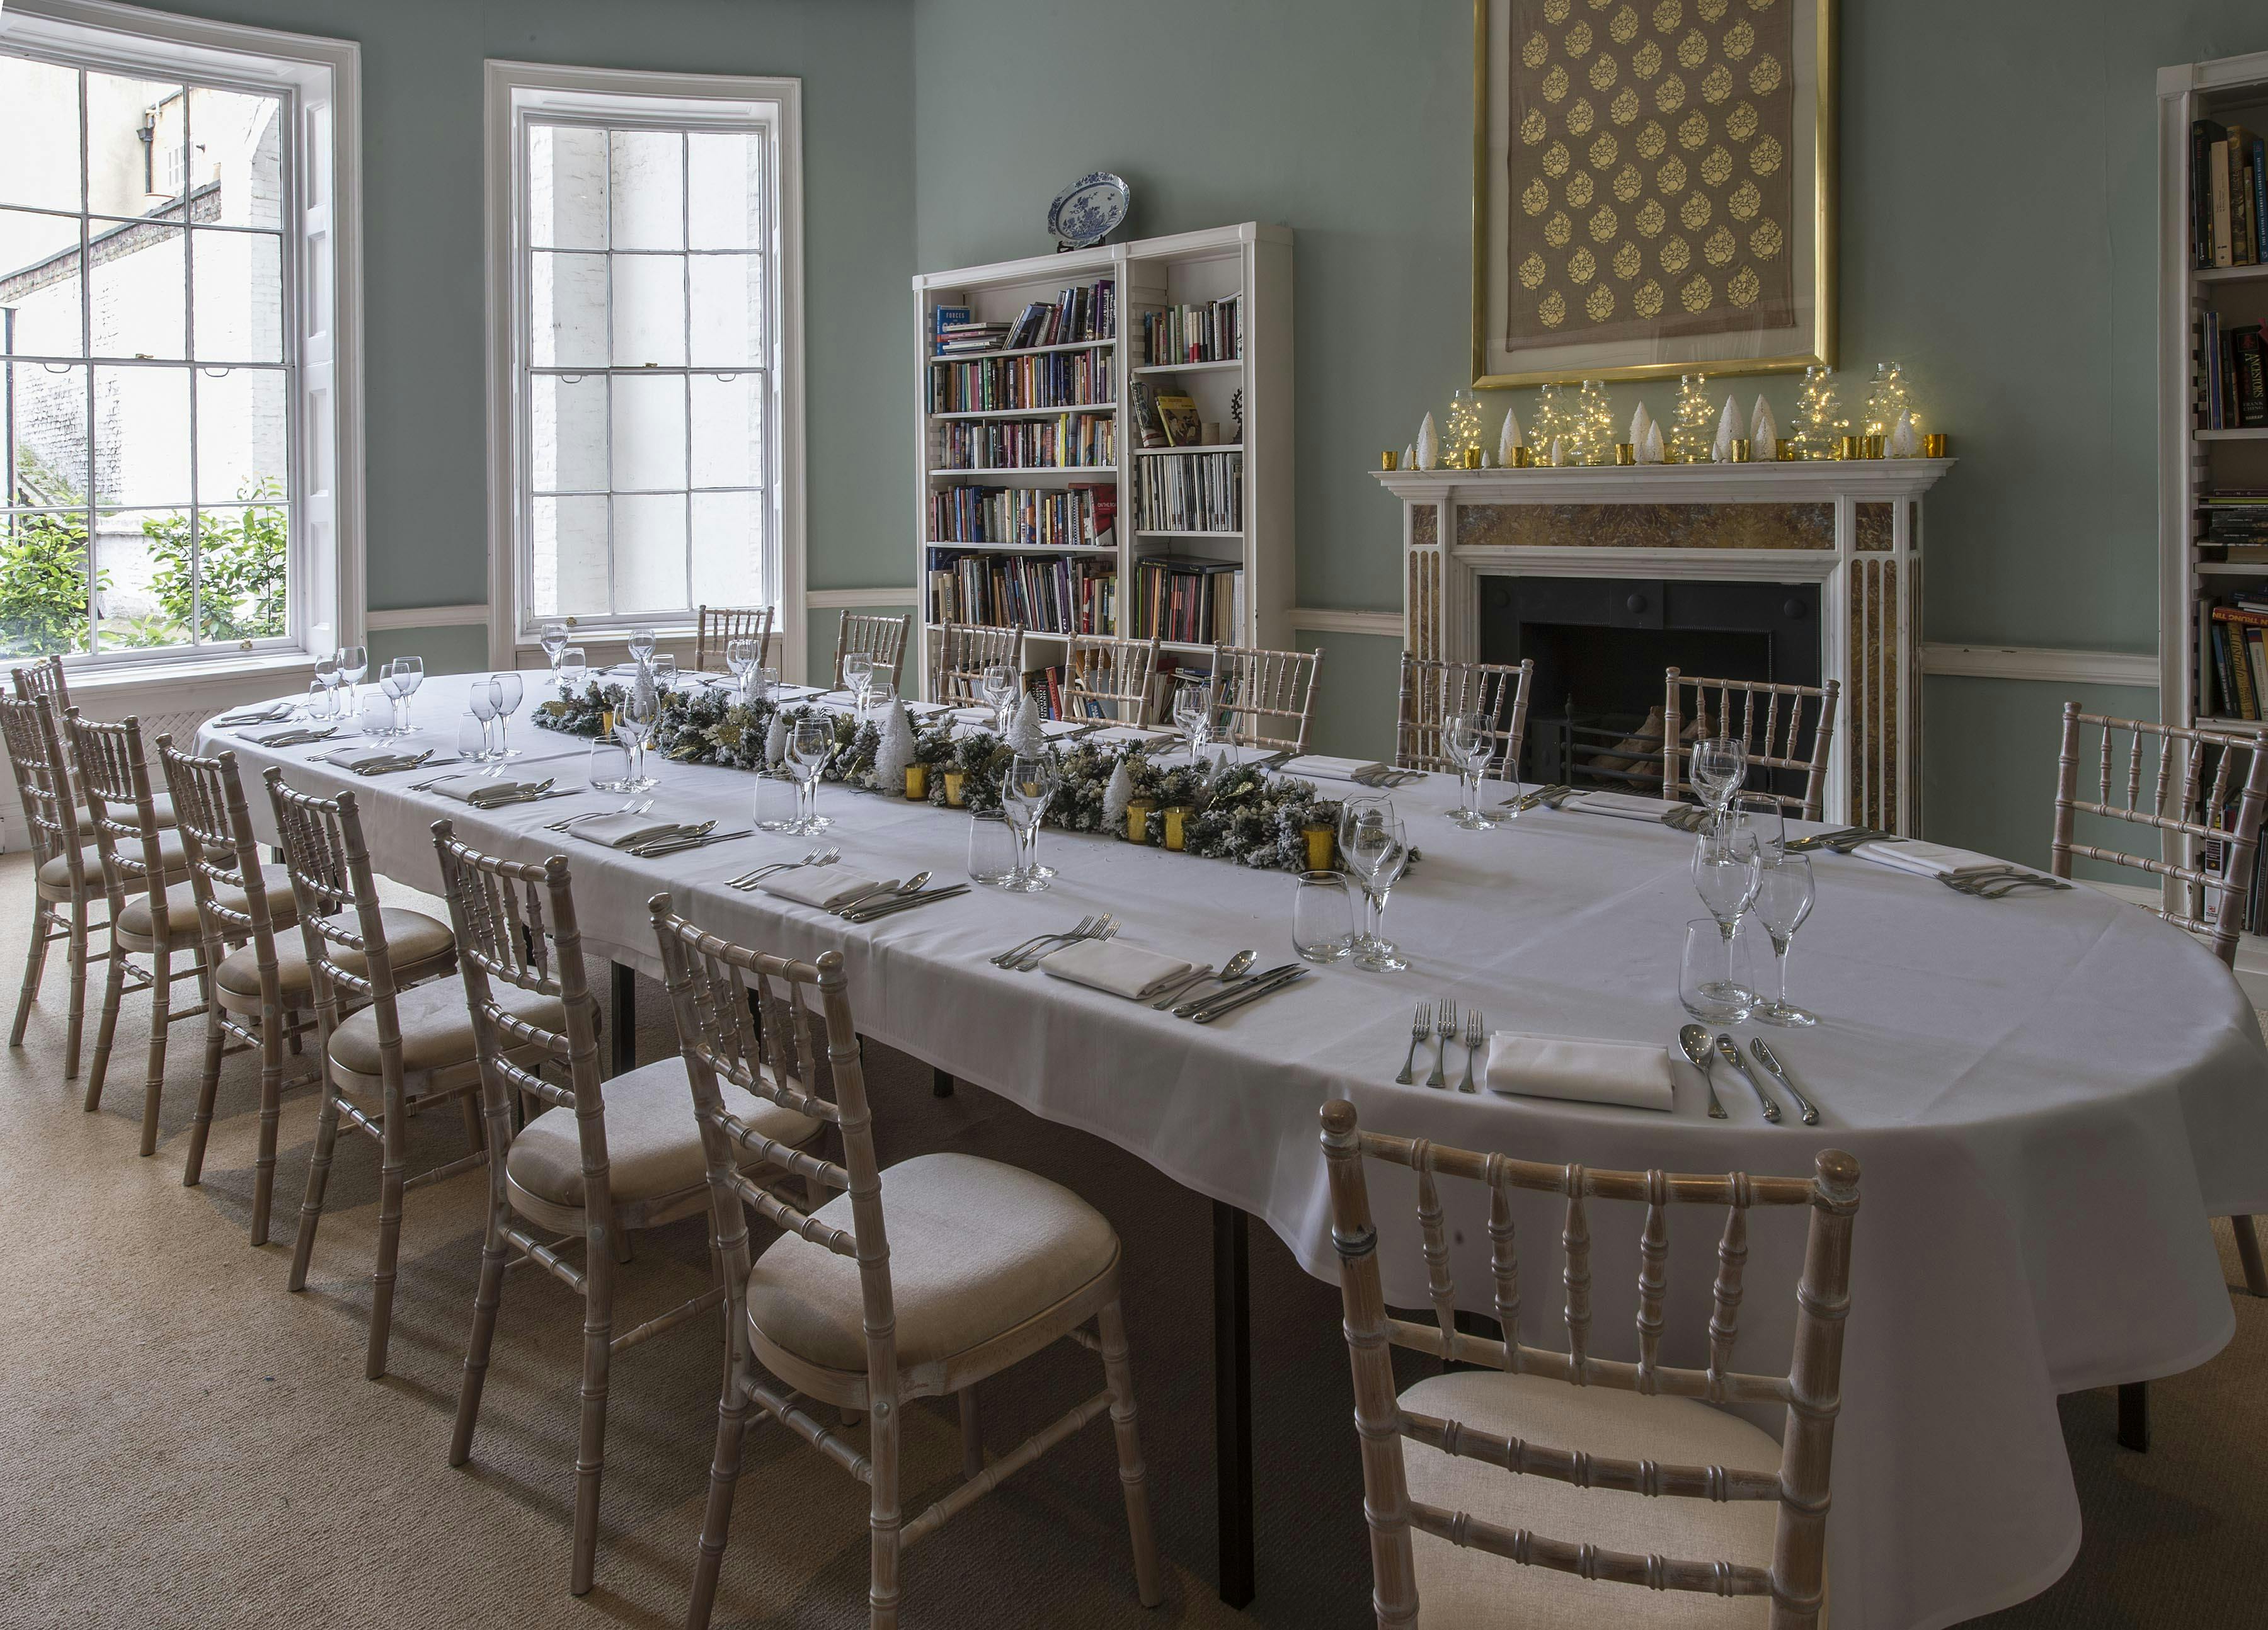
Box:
[69,712,229,1156]
[13,658,175,829]
[694,603,776,673]
[158,737,338,1244]
[833,611,911,692]
[266,770,537,1377]
[1394,653,1535,782]
[1662,670,1841,821]
[1063,632,1161,724]
[651,901,1161,1629]
[1319,1100,1860,1629]
[929,621,1024,707]
[1214,642,1323,754]
[2051,704,2268,1323]
[433,827,824,1597]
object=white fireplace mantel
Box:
[1375,458,1956,833]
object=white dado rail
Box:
[1373,459,1956,833]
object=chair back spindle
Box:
[694,604,777,674]
[0,693,83,882]
[1395,653,1533,780]
[832,612,910,692]
[929,622,1025,709]
[1063,634,1161,724]
[64,712,174,935]
[1211,644,1323,755]
[1661,668,1841,821]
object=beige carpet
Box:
[0,848,2262,1629]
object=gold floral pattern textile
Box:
[1506,0,1793,346]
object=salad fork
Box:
[1426,998,1458,1088]
[1397,1003,1431,1085]
[1459,1008,1484,1093]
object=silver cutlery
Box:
[348,750,440,775]
[1148,948,1256,1010]
[1007,915,1115,972]
[1678,1023,1731,1120]
[1426,998,1458,1089]
[1942,869,2071,898]
[1189,966,1309,1023]
[830,870,932,914]
[1785,826,1891,855]
[546,809,622,833]
[1715,1032,1782,1123]
[1749,1038,1819,1126]
[216,706,295,727]
[1495,784,1576,816]
[1397,1002,1431,1085]
[840,884,971,923]
[1177,960,1301,1020]
[629,827,745,858]
[727,847,834,887]
[255,725,336,746]
[1459,1009,1483,1093]
[993,914,1103,969]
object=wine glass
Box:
[726,638,758,698]
[980,662,1018,732]
[488,671,525,760]
[865,674,896,721]
[627,625,658,670]
[1753,852,1818,1026]
[843,652,874,714]
[1443,712,1496,829]
[1172,675,1214,762]
[466,678,501,765]
[620,676,662,790]
[1001,753,1060,890]
[1690,733,1747,821]
[311,653,340,719]
[379,657,423,735]
[336,644,368,714]
[539,620,570,685]
[1690,821,1763,1017]
[556,645,587,700]
[1732,792,1785,860]
[787,715,834,833]
[1344,818,1411,972]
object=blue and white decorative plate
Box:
[1047,172,1130,249]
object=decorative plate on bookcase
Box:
[1047,172,1130,251]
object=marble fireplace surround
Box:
[1372,460,1956,832]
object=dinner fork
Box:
[1396,1003,1430,1085]
[1426,998,1458,1088]
[991,915,1099,969]
[1008,914,1116,972]
[728,847,829,887]
[730,850,840,890]
[1459,1008,1483,1093]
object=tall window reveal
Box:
[0,54,292,659]
[518,116,775,630]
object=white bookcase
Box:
[910,222,1293,704]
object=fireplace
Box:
[1481,574,1821,799]
[1372,459,1954,832]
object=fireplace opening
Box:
[1479,576,1821,801]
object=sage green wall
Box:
[912,0,2268,860]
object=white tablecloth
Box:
[203,674,2268,1630]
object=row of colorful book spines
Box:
[2194,120,2268,268]
[927,593,1114,636]
[2209,611,2268,719]
[939,427,1116,464]
[929,489,1106,540]
[1141,317,1241,365]
[929,357,1115,412]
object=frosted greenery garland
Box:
[533,680,1372,872]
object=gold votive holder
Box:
[1164,806,1191,852]
[904,765,928,801]
[1923,432,1949,458]
[1730,438,1751,462]
[942,770,966,807]
[1509,445,1533,467]
[1380,450,1399,470]
[1836,435,1863,460]
[1614,442,1635,465]
[1462,446,1483,469]
[1776,443,1797,460]
[1864,433,1886,459]
[1126,798,1155,844]
[1302,822,1334,872]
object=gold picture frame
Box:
[1472,0,1836,389]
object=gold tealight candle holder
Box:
[904,764,928,801]
[1923,432,1949,458]
[1126,798,1155,844]
[1510,445,1533,467]
[942,770,966,807]
[1462,446,1483,469]
[1380,450,1399,471]
[1302,822,1334,872]
[1836,435,1863,460]
[1614,442,1635,465]
[1776,443,1797,460]
[1164,806,1191,852]
[1730,438,1751,462]
[1863,433,1886,459]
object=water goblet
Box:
[843,652,875,715]
[489,671,525,758]
[1691,822,1762,1013]
[311,653,340,718]
[539,620,570,684]
[1753,852,1818,1026]
[466,679,501,765]
[1680,918,1761,1023]
[966,810,1019,887]
[1338,794,1395,957]
[1172,676,1214,762]
[336,643,368,714]
[379,657,423,736]
[620,682,662,791]
[627,626,658,669]
[1690,734,1747,818]
[788,716,834,833]
[650,654,677,690]
[1001,753,1060,889]
[1345,818,1411,972]
[980,662,1018,732]
[1292,870,1356,963]
[1443,712,1496,829]
[726,639,757,696]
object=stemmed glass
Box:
[1172,675,1214,765]
[1000,753,1060,891]
[488,671,525,760]
[466,678,501,765]
[1753,852,1818,1026]
[1690,733,1748,824]
[539,621,570,688]
[726,638,758,700]
[980,663,1018,733]
[1690,820,1763,1018]
[864,674,896,722]
[787,716,834,833]
[556,645,587,700]
[308,653,340,719]
[627,626,658,671]
[379,657,423,735]
[844,652,875,715]
[335,644,368,716]
[1344,817,1412,972]
[1443,712,1496,829]
[620,677,662,791]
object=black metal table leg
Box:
[610,962,634,1078]
[1212,1198,1255,1607]
[932,1066,954,1098]
[2117,1381,2150,1452]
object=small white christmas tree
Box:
[1750,395,1779,460]
[1667,373,1714,464]
[764,711,788,766]
[1712,394,1742,462]
[873,698,915,785]
[1006,693,1047,756]
[1497,404,1526,465]
[1102,760,1134,826]
[1415,412,1439,470]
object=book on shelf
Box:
[995,278,1117,350]
[2204,601,2268,718]
[2192,119,2268,268]
[1128,378,1167,448]
[927,550,1116,635]
[936,412,1115,470]
[931,348,1115,413]
[2197,313,2268,428]
[928,482,1116,548]
[1135,450,1244,533]
[1132,555,1242,645]
[1141,295,1241,366]
[1153,392,1201,447]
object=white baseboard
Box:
[1919,644,2158,687]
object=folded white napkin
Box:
[326,746,426,773]
[1276,755,1386,784]
[772,683,822,699]
[570,812,707,850]
[1854,838,2014,880]
[1087,724,1174,744]
[1148,744,1276,771]
[1039,718,1088,738]
[1039,938,1196,1000]
[948,706,999,724]
[1484,1033,1677,1111]
[421,773,553,807]
[903,700,952,718]
[1567,790,1686,822]
[217,703,295,726]
[760,869,895,910]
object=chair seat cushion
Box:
[118,864,299,943]
[326,973,564,1081]
[37,828,189,890]
[1395,1369,1784,1628]
[745,1151,1119,1375]
[74,794,175,830]
[505,1056,822,1211]
[214,908,454,1001]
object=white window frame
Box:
[483,61,805,681]
[0,0,364,688]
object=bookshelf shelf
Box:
[2195,263,2268,284]
[2197,561,2268,574]
[914,224,1293,705]
[2198,427,2268,440]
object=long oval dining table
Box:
[202,672,2268,1630]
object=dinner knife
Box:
[1748,1038,1821,1125]
[1189,966,1309,1024]
[1715,1032,1782,1123]
[840,884,970,923]
[1177,962,1302,1020]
